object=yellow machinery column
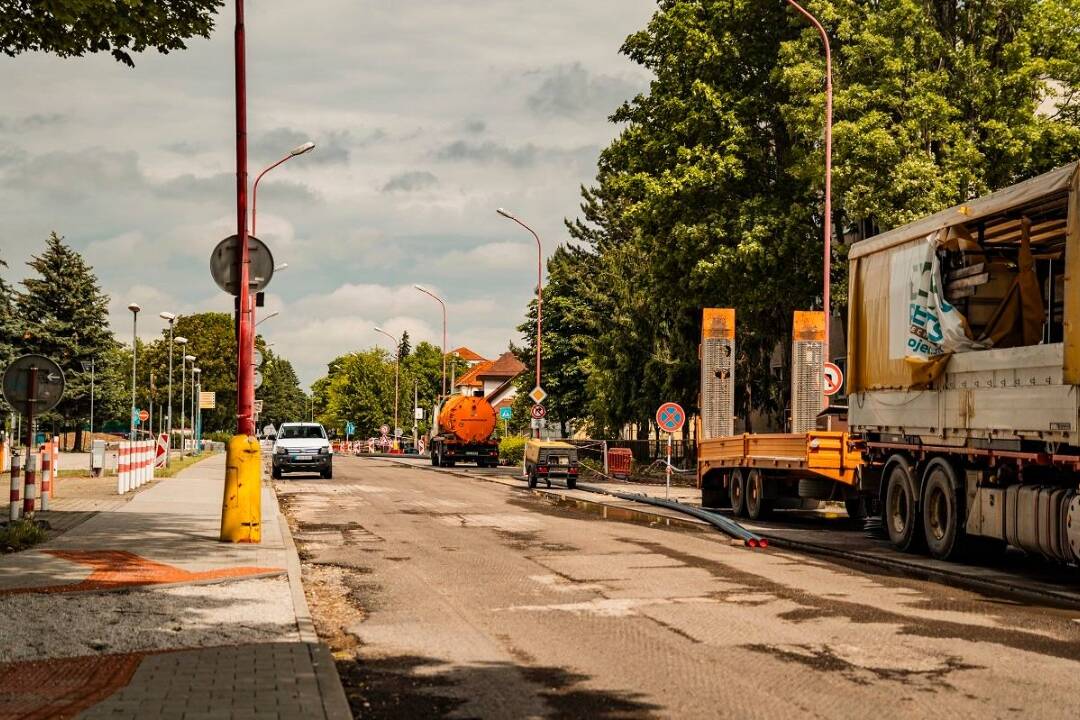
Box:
[220,434,261,543]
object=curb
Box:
[268,479,353,720]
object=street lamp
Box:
[192,368,201,454]
[127,303,141,440]
[784,0,834,373]
[497,208,544,437]
[183,354,196,453]
[414,285,447,399]
[255,310,279,328]
[79,359,95,457]
[374,326,400,449]
[160,312,177,465]
[175,337,188,450]
[252,141,316,236]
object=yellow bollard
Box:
[220,434,262,543]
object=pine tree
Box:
[0,253,20,420]
[17,233,118,448]
[398,330,412,360]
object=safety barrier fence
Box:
[6,435,60,519]
[117,439,155,495]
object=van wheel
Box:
[883,455,923,553]
[729,468,748,518]
[922,458,964,560]
[745,469,772,520]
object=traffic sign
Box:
[530,404,546,420]
[254,369,264,390]
[395,427,403,438]
[380,424,390,436]
[345,421,356,435]
[132,409,141,427]
[528,386,547,405]
[138,409,149,423]
[253,349,264,367]
[499,407,513,420]
[210,234,276,295]
[199,391,217,409]
[2,355,65,415]
[824,362,844,396]
[655,402,686,433]
[253,399,263,415]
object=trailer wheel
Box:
[921,458,964,560]
[745,469,772,520]
[883,455,923,553]
[527,470,537,488]
[729,468,748,518]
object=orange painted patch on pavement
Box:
[0,550,282,596]
[0,651,145,720]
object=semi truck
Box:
[699,160,1080,565]
[429,392,500,468]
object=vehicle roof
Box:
[279,422,324,426]
[849,161,1078,259]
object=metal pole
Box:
[665,432,672,500]
[180,358,186,454]
[89,358,94,441]
[413,379,418,449]
[24,366,37,512]
[166,322,174,464]
[130,311,138,440]
[149,372,154,442]
[235,0,254,437]
[785,0,833,394]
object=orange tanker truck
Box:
[429,392,501,468]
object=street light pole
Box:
[497,208,543,437]
[374,326,400,449]
[160,313,177,465]
[784,0,833,366]
[252,143,316,237]
[234,0,255,439]
[254,310,279,328]
[414,285,447,399]
[175,337,188,452]
[192,368,201,454]
[128,303,141,440]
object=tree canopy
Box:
[1,0,223,66]
[547,0,1080,437]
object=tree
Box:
[17,233,119,448]
[256,347,307,430]
[323,349,395,437]
[560,0,1080,434]
[1,0,223,67]
[398,330,412,360]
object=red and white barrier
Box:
[117,440,156,495]
[9,453,22,521]
[39,442,51,511]
[23,453,37,515]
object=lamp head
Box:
[496,207,515,220]
[174,336,188,346]
[290,141,316,156]
[184,354,196,362]
[374,325,385,333]
[128,303,141,313]
[159,311,176,321]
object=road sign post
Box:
[3,355,66,516]
[655,402,686,499]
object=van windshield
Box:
[279,425,326,440]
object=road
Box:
[278,456,1080,719]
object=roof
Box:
[454,360,493,388]
[477,351,526,379]
[449,346,487,363]
[849,161,1078,260]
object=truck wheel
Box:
[745,469,772,520]
[527,471,537,488]
[430,449,438,466]
[729,468,748,518]
[701,472,728,509]
[844,493,868,522]
[921,458,964,560]
[566,477,577,490]
[883,455,923,553]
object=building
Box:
[451,350,526,413]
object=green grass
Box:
[0,518,48,553]
[157,451,220,478]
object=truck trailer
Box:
[699,161,1080,565]
[429,392,500,468]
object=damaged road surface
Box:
[277,456,1080,719]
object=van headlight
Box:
[319,447,329,455]
[275,446,287,455]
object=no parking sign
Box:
[655,402,686,434]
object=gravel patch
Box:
[0,576,298,663]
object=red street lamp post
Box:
[234,0,254,437]
[497,208,543,437]
[251,141,316,237]
[785,0,833,361]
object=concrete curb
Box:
[267,478,353,719]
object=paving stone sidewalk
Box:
[0,453,350,719]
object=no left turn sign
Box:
[824,362,844,396]
[530,404,547,420]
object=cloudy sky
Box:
[0,0,656,386]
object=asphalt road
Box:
[278,456,1080,720]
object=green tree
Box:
[17,233,119,448]
[398,330,412,360]
[1,0,223,66]
[562,0,1080,434]
[323,349,395,437]
[256,346,307,430]
[0,253,19,421]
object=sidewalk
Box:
[0,453,350,719]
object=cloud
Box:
[251,127,355,166]
[432,140,597,169]
[526,62,642,118]
[381,170,439,193]
[0,113,69,132]
[464,119,486,134]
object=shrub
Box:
[1,519,47,553]
[499,436,527,466]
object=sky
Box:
[0,0,656,387]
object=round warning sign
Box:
[530,404,547,420]
[655,402,686,433]
[824,362,844,396]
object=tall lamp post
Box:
[414,285,447,399]
[160,312,177,464]
[784,0,833,368]
[175,337,188,450]
[252,143,316,237]
[374,326,400,449]
[192,368,201,454]
[127,303,141,440]
[255,310,279,328]
[496,208,543,437]
[183,354,196,452]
